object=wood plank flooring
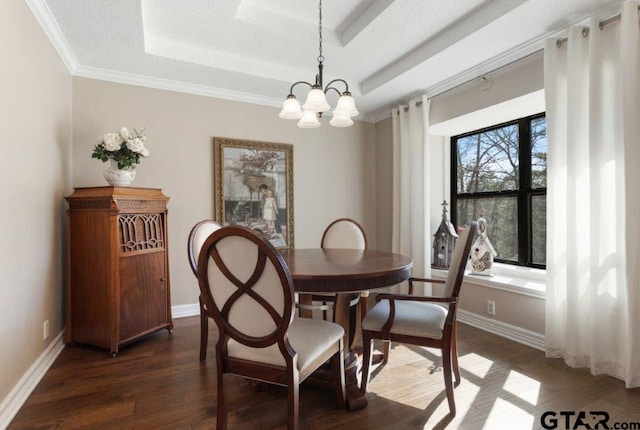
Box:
[8,317,640,429]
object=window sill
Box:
[430,263,546,299]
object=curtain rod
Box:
[555,28,589,48]
[391,48,543,116]
[556,5,640,48]
[392,5,638,115]
[430,49,543,100]
[599,12,622,29]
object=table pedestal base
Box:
[305,348,367,410]
[344,349,367,410]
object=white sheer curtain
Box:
[544,0,640,388]
[392,96,431,292]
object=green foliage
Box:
[91,127,149,170]
[92,143,141,169]
[457,197,518,261]
[455,116,547,265]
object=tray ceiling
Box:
[38,0,623,122]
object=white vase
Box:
[103,159,136,187]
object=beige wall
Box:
[374,117,393,252]
[459,286,545,334]
[0,0,72,407]
[429,53,544,126]
[71,77,377,306]
[1,4,544,413]
[433,54,545,335]
[373,54,546,335]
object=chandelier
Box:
[278,0,358,128]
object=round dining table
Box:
[279,248,413,410]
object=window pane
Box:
[531,117,547,188]
[531,194,546,265]
[456,124,519,194]
[456,196,518,262]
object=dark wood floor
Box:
[8,317,640,429]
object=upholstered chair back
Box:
[188,220,222,276]
[198,226,294,349]
[321,218,367,250]
[443,223,477,298]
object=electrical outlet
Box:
[487,300,496,316]
[43,320,49,340]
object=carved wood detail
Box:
[118,213,165,253]
[65,187,173,355]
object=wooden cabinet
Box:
[65,186,173,355]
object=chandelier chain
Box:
[317,0,324,63]
[279,0,357,127]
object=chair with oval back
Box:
[297,218,367,321]
[198,226,346,430]
[187,219,222,361]
[320,218,368,250]
[360,222,477,417]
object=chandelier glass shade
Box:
[298,110,321,128]
[278,0,358,128]
[329,114,353,128]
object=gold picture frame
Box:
[214,137,294,249]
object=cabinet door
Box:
[119,251,168,342]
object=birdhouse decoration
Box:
[432,201,458,269]
[470,217,497,276]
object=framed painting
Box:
[213,137,294,249]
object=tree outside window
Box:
[452,113,546,268]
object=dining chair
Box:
[360,222,477,417]
[297,218,366,321]
[197,225,346,430]
[187,219,222,361]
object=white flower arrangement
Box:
[92,127,150,169]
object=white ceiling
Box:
[36,0,623,122]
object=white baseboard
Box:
[0,303,201,429]
[0,304,544,428]
[0,330,66,429]
[171,304,546,352]
[171,303,200,319]
[457,309,545,351]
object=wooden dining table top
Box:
[279,248,413,293]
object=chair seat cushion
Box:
[227,317,344,374]
[361,299,448,339]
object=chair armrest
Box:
[375,293,456,304]
[408,277,446,284]
[408,277,445,294]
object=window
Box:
[451,113,546,268]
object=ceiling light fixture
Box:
[278,0,358,128]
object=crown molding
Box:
[370,0,625,124]
[22,0,375,125]
[74,65,375,123]
[369,36,550,124]
[423,37,549,101]
[424,0,619,98]
[24,0,77,73]
[75,65,287,108]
